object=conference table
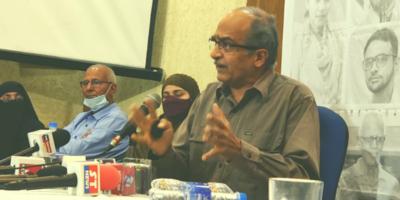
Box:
[0,189,150,200]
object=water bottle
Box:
[150,178,247,200]
[212,192,247,200]
[151,178,187,191]
[149,188,185,200]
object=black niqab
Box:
[0,81,44,161]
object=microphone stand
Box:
[0,145,39,166]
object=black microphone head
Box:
[0,165,16,175]
[145,93,161,109]
[52,129,70,148]
[36,165,67,177]
[140,94,161,115]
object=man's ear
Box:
[109,83,117,95]
[106,84,117,102]
[254,49,269,69]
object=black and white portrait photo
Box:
[350,0,400,26]
[335,108,400,200]
[283,0,400,199]
[282,0,346,105]
[343,26,400,104]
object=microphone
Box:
[103,93,161,153]
[0,161,61,175]
[1,164,120,192]
[0,129,70,166]
[0,165,67,185]
[99,164,121,191]
[1,174,77,190]
[28,128,71,157]
[36,165,67,177]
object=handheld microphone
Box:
[0,129,70,166]
[1,163,120,192]
[103,93,161,153]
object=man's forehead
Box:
[214,10,253,42]
[362,126,383,136]
[366,40,393,54]
[361,123,384,137]
[84,67,108,80]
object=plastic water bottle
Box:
[48,121,58,131]
[212,192,247,200]
[149,178,247,200]
[149,188,185,200]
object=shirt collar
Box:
[216,70,275,100]
[252,69,275,98]
[89,103,115,120]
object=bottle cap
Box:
[238,192,247,200]
[48,122,58,129]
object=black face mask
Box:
[162,96,192,118]
[0,100,25,123]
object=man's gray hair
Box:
[364,28,398,57]
[237,7,279,69]
[359,111,385,137]
[88,64,117,84]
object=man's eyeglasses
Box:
[208,36,262,52]
[363,53,396,71]
[79,79,112,87]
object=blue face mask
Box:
[83,85,111,111]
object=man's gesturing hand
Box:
[202,103,241,161]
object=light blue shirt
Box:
[58,103,129,159]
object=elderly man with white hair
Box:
[338,112,400,199]
[58,64,128,160]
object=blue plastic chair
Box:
[318,106,349,200]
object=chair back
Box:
[318,106,349,200]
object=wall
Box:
[0,0,246,127]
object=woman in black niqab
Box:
[0,81,44,161]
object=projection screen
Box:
[0,0,157,70]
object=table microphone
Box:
[1,164,120,192]
[0,160,61,175]
[0,128,70,166]
[0,165,67,185]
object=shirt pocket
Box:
[240,129,284,152]
[188,133,211,161]
[187,133,216,182]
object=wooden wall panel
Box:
[247,0,285,73]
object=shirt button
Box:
[218,163,223,168]
[247,153,252,159]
